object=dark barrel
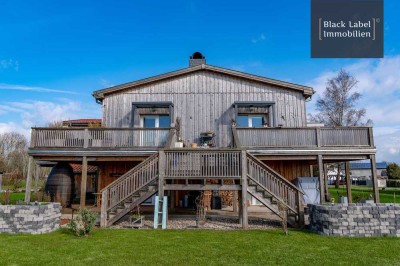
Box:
[45,163,74,207]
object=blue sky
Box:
[1,0,399,162]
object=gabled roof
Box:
[92,64,315,101]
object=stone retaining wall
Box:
[308,203,400,237]
[0,203,61,234]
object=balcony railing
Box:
[234,127,374,148]
[30,128,173,149]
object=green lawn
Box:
[328,185,400,203]
[0,192,29,204]
[0,229,399,265]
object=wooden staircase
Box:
[100,153,159,227]
[100,150,304,228]
[246,152,304,227]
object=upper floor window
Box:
[141,115,170,128]
[237,115,268,127]
[132,102,174,128]
[233,101,275,127]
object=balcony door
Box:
[140,115,170,146]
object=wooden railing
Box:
[164,149,242,178]
[235,127,373,148]
[246,153,303,214]
[100,153,159,226]
[30,128,172,148]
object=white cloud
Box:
[375,130,400,163]
[0,83,79,94]
[0,122,30,138]
[0,59,19,71]
[251,33,266,43]
[307,55,400,163]
[0,100,101,140]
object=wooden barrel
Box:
[45,163,74,207]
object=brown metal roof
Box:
[70,163,98,174]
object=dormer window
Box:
[233,101,275,127]
[132,102,174,128]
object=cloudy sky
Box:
[0,0,399,163]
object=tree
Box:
[308,69,372,126]
[0,132,29,188]
[387,163,400,180]
[308,69,372,188]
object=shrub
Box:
[67,208,97,236]
[387,180,400,188]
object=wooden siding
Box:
[262,160,311,182]
[103,70,307,147]
[97,161,141,190]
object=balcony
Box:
[29,128,173,150]
[233,127,374,149]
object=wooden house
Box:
[25,52,379,228]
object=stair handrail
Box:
[100,152,159,215]
[100,152,159,193]
[246,152,303,214]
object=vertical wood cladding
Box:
[97,161,140,190]
[103,70,307,147]
[262,160,311,182]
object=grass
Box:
[329,185,400,203]
[0,229,399,265]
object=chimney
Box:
[189,52,206,67]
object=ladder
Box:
[153,195,167,229]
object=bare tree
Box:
[309,69,372,126]
[47,120,64,127]
[0,132,29,188]
[308,69,372,189]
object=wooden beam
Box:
[345,162,352,203]
[158,151,165,198]
[317,155,325,203]
[241,150,248,229]
[24,156,34,203]
[323,163,329,200]
[80,156,88,208]
[233,190,238,213]
[34,164,40,194]
[370,155,380,203]
[164,184,241,191]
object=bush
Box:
[387,180,400,188]
[67,208,97,236]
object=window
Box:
[141,115,170,128]
[237,115,267,127]
[234,101,275,127]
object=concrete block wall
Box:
[309,203,400,237]
[0,203,61,234]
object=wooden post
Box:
[158,151,165,200]
[370,155,380,203]
[296,191,305,227]
[241,150,248,229]
[309,165,314,177]
[238,191,243,224]
[323,163,329,200]
[24,156,34,203]
[345,162,352,203]
[34,164,40,194]
[100,189,108,227]
[80,156,88,208]
[317,155,325,203]
[233,190,238,213]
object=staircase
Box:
[100,150,304,228]
[100,153,159,227]
[246,152,304,227]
